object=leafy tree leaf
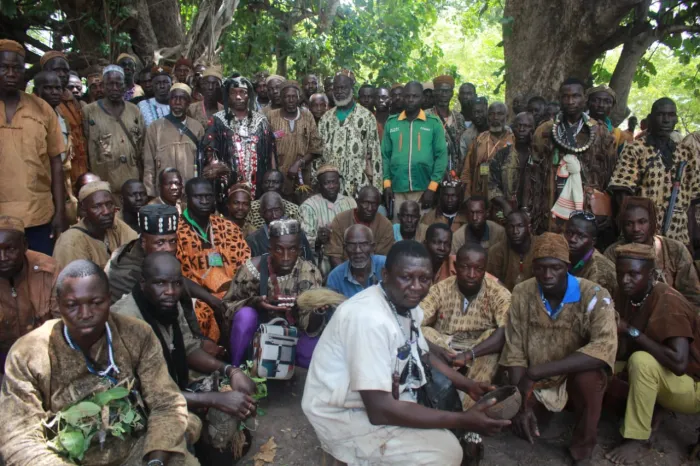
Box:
[92,387,129,407]
[58,428,86,460]
[63,402,101,426]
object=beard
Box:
[334,95,353,107]
[489,123,504,133]
[350,257,370,269]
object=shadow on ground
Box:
[239,369,700,466]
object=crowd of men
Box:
[0,35,699,465]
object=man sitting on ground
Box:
[243,170,302,235]
[302,240,511,465]
[299,164,356,273]
[118,179,147,234]
[53,181,138,269]
[0,260,195,465]
[604,196,700,308]
[177,178,251,342]
[327,186,395,268]
[149,168,185,214]
[246,191,314,261]
[393,200,421,241]
[565,210,617,296]
[112,253,256,461]
[417,180,468,240]
[606,243,700,464]
[425,223,456,284]
[452,195,505,253]
[487,210,534,291]
[225,219,323,368]
[0,216,59,377]
[421,243,511,409]
[501,233,617,465]
[327,224,386,299]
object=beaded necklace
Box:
[551,113,596,155]
[64,323,121,385]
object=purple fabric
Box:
[228,306,320,369]
[229,306,259,366]
[295,332,319,369]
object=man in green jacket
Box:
[382,81,448,221]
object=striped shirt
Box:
[299,193,356,245]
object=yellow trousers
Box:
[622,351,700,440]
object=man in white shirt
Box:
[302,240,510,465]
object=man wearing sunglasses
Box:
[565,210,617,296]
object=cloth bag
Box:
[251,317,298,380]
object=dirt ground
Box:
[239,369,700,466]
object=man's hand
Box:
[419,190,435,210]
[459,398,511,436]
[207,296,227,320]
[511,407,539,444]
[618,318,630,335]
[464,379,495,402]
[50,211,67,241]
[202,339,226,359]
[383,187,394,209]
[211,391,256,420]
[253,296,289,314]
[316,226,331,247]
[452,351,473,368]
[287,159,303,179]
[431,345,458,365]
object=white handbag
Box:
[251,317,298,380]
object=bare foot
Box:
[605,440,649,464]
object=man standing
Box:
[244,170,302,234]
[308,93,329,125]
[426,75,465,175]
[187,66,223,129]
[86,70,104,103]
[112,252,256,460]
[261,74,285,118]
[532,78,616,232]
[472,97,489,134]
[83,65,145,203]
[303,240,510,465]
[118,179,147,233]
[41,51,89,186]
[393,200,420,241]
[421,81,434,110]
[267,80,323,198]
[327,224,386,299]
[458,82,479,157]
[0,40,66,255]
[389,84,405,115]
[451,195,505,253]
[374,86,391,140]
[527,96,548,128]
[0,216,59,371]
[138,65,172,127]
[382,81,447,220]
[173,57,192,84]
[116,53,144,101]
[135,66,153,103]
[606,244,700,465]
[358,84,375,111]
[245,191,314,260]
[565,211,617,296]
[149,168,184,214]
[586,85,632,152]
[604,197,700,308]
[318,70,382,196]
[0,259,194,465]
[301,74,319,106]
[625,115,638,139]
[253,71,270,110]
[327,186,394,268]
[53,181,138,268]
[67,72,83,99]
[417,180,468,237]
[501,233,617,465]
[225,218,324,368]
[323,75,335,107]
[461,102,514,197]
[299,165,356,269]
[609,97,700,247]
[421,243,511,409]
[177,178,251,342]
[487,210,534,291]
[424,223,456,284]
[144,83,203,197]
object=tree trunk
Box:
[608,31,656,125]
[503,0,641,111]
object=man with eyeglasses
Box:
[327,224,386,299]
[564,210,617,297]
[243,169,302,235]
[0,41,66,255]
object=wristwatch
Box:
[627,327,640,339]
